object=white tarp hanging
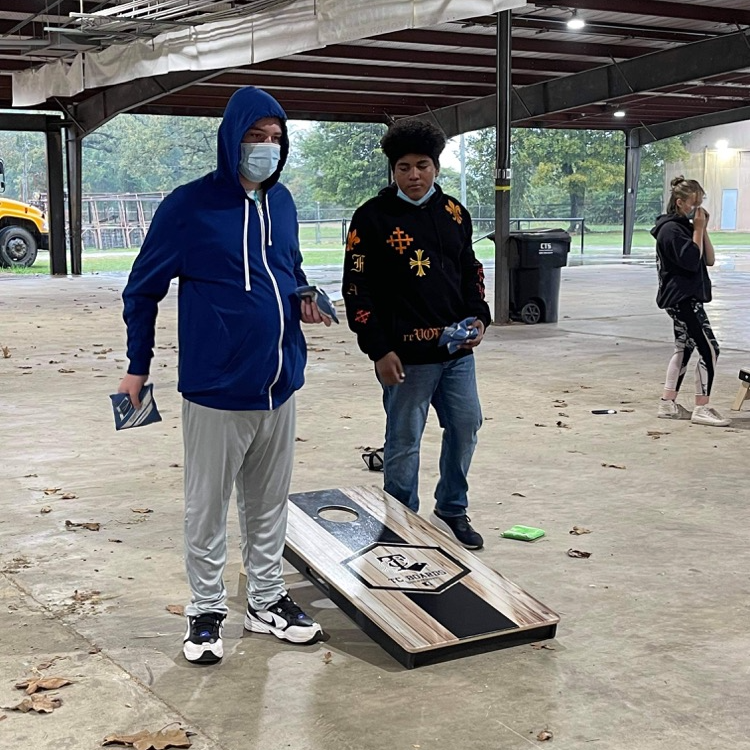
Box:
[13,0,526,107]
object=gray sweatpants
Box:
[182,395,295,616]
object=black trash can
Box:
[508,229,570,324]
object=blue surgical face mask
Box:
[239,142,281,183]
[686,207,697,220]
[397,183,436,206]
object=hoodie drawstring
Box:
[265,192,273,246]
[243,199,251,291]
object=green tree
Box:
[84,114,218,193]
[465,127,688,226]
[298,122,388,207]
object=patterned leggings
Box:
[664,299,719,397]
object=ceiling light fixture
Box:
[613,109,626,118]
[567,10,586,30]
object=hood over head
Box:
[216,87,289,190]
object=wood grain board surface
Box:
[285,486,559,660]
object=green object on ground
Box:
[502,525,545,541]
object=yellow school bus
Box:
[0,159,49,267]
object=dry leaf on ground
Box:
[531,643,556,651]
[61,493,77,500]
[556,421,570,429]
[65,520,101,531]
[7,694,63,713]
[58,368,75,374]
[43,487,61,495]
[647,431,670,439]
[165,604,184,616]
[1,345,10,358]
[537,729,554,741]
[35,657,63,671]
[102,726,192,750]
[15,677,73,695]
[511,492,526,497]
[109,538,123,543]
[40,506,52,514]
[131,508,153,514]
[323,651,333,665]
[567,549,592,559]
[73,589,101,603]
[569,526,592,535]
[601,463,626,470]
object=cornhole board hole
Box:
[284,486,560,669]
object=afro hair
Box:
[381,119,447,170]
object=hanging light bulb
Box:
[567,10,586,30]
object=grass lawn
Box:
[4,230,750,275]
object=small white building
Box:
[665,121,750,231]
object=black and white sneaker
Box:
[244,593,323,644]
[430,511,484,550]
[182,612,226,664]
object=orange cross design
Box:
[346,229,361,252]
[355,309,371,325]
[409,249,431,278]
[445,200,462,224]
[386,227,414,255]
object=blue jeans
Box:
[381,355,482,517]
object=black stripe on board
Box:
[288,488,518,638]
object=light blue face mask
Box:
[686,207,697,220]
[397,183,436,206]
[239,142,281,183]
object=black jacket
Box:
[651,213,711,309]
[342,184,492,364]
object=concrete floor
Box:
[1,258,750,750]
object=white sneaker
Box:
[657,399,692,420]
[691,405,730,427]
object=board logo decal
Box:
[343,543,469,594]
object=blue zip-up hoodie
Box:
[122,87,308,410]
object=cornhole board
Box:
[284,486,559,669]
[731,368,750,411]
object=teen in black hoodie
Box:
[343,119,491,549]
[651,176,729,427]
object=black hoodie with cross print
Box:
[342,183,492,365]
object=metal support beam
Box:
[632,105,750,146]
[494,10,512,326]
[421,29,750,137]
[623,130,641,257]
[532,0,750,26]
[0,113,64,132]
[74,69,225,135]
[45,128,66,276]
[65,125,83,275]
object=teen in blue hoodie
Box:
[118,87,329,664]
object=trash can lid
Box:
[509,228,570,240]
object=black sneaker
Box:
[430,511,484,550]
[182,612,225,664]
[244,593,323,644]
